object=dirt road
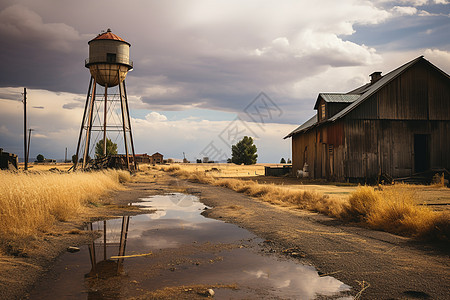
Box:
[158,173,449,299]
[4,170,449,299]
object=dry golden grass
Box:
[160,165,347,217]
[161,163,267,177]
[344,185,449,240]
[18,162,74,172]
[160,164,449,241]
[0,169,129,239]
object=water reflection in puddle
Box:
[29,193,351,299]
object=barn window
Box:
[321,103,326,120]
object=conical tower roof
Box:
[89,29,130,45]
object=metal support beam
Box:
[118,73,130,171]
[83,78,97,168]
[74,77,93,170]
[103,84,108,156]
[123,80,137,171]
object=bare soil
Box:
[1,170,449,299]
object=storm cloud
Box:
[0,0,448,161]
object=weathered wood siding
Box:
[291,129,316,178]
[344,120,450,179]
[291,120,346,181]
[376,60,450,121]
[328,103,351,119]
[428,65,450,120]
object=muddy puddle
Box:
[28,193,351,299]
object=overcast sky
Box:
[0,0,449,163]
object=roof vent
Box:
[370,71,382,84]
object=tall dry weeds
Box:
[161,166,346,217]
[161,165,448,242]
[344,185,448,240]
[0,169,128,238]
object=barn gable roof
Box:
[284,56,449,139]
[313,93,360,109]
[328,56,425,122]
[284,115,317,138]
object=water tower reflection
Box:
[86,216,130,278]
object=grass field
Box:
[157,163,449,241]
[0,169,130,240]
[17,162,74,172]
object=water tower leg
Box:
[117,216,130,271]
[103,84,108,156]
[118,75,130,171]
[123,80,137,171]
[83,79,97,168]
[74,77,93,170]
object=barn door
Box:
[414,134,430,173]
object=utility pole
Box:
[65,147,68,163]
[23,88,27,170]
[27,129,34,165]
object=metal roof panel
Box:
[284,115,317,139]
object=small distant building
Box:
[0,148,18,170]
[132,152,164,164]
[152,152,163,164]
[134,153,152,164]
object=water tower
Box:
[74,29,136,171]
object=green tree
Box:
[72,154,77,164]
[287,158,292,164]
[280,158,286,164]
[231,136,258,165]
[95,138,118,158]
[36,154,45,162]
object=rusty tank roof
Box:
[89,29,130,45]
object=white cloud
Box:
[433,0,449,4]
[392,6,418,15]
[145,112,168,122]
[132,115,293,162]
[423,49,450,70]
[0,88,85,158]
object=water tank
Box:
[85,29,133,87]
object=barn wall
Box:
[428,65,450,120]
[344,120,379,180]
[328,103,351,119]
[291,120,346,181]
[347,94,378,120]
[291,130,316,177]
[376,60,450,121]
[344,119,450,180]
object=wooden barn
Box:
[134,152,164,164]
[284,56,450,182]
